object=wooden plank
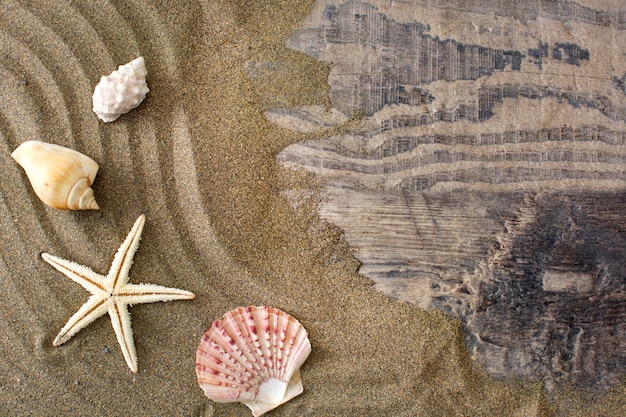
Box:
[272,0,626,391]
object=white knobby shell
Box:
[92,56,149,122]
[196,306,311,417]
[11,141,100,210]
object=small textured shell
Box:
[12,141,99,210]
[92,56,149,122]
[196,306,311,417]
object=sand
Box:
[0,1,624,416]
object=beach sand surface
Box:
[0,1,624,416]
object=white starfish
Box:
[42,214,195,373]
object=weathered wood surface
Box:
[271,0,626,391]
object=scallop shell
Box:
[11,141,99,210]
[196,306,311,417]
[92,56,149,122]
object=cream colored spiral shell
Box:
[12,141,100,210]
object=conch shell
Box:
[92,56,149,122]
[12,141,100,210]
[196,306,311,416]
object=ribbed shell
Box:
[196,306,311,416]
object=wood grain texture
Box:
[273,0,626,391]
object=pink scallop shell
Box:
[196,306,311,416]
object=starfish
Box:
[42,214,195,373]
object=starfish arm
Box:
[44,215,193,373]
[108,300,138,373]
[118,283,195,305]
[108,214,145,291]
[53,294,109,346]
[42,253,108,295]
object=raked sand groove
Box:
[0,2,206,415]
[1,1,626,416]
